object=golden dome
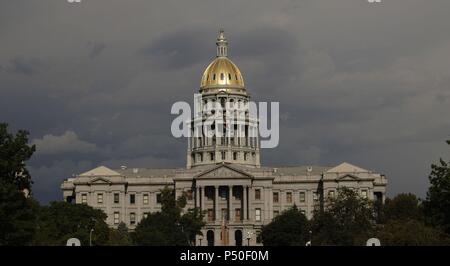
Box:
[200,57,245,88]
[200,30,245,90]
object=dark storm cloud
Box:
[141,28,212,70]
[7,56,43,75]
[87,42,106,59]
[1,0,450,203]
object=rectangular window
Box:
[130,212,136,225]
[114,193,120,204]
[255,189,261,200]
[313,192,319,202]
[210,152,214,161]
[220,188,227,200]
[361,190,368,198]
[143,194,149,205]
[206,187,214,200]
[208,209,214,222]
[235,208,241,221]
[273,192,279,203]
[255,208,261,222]
[156,193,162,204]
[221,208,228,220]
[221,151,226,160]
[233,152,237,160]
[130,194,135,204]
[114,212,120,225]
[274,210,279,217]
[299,192,306,203]
[185,190,193,200]
[81,194,87,204]
[97,193,103,204]
[328,190,335,198]
[286,192,292,203]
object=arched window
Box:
[220,73,224,80]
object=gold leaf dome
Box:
[200,30,245,90]
[200,57,245,88]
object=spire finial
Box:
[216,29,228,57]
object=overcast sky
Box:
[1,0,449,203]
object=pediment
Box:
[89,177,112,184]
[327,162,368,173]
[335,174,360,181]
[79,166,121,177]
[196,164,253,179]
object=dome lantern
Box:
[216,29,228,57]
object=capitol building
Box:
[61,30,388,246]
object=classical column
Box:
[229,185,233,221]
[215,186,219,222]
[196,186,200,208]
[243,185,248,221]
[200,186,204,212]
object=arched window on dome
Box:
[228,73,232,80]
[220,73,224,80]
[213,74,216,80]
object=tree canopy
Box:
[133,186,204,246]
[0,123,35,191]
[33,201,110,246]
[310,187,375,246]
[261,205,309,246]
[0,123,37,245]
[382,193,424,222]
[424,141,450,234]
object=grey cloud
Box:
[7,56,42,75]
[141,28,212,70]
[32,131,98,155]
[87,42,106,59]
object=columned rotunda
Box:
[61,30,387,246]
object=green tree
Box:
[311,187,375,246]
[376,219,449,246]
[0,123,37,245]
[261,205,309,246]
[133,186,204,246]
[107,222,132,246]
[34,201,109,246]
[0,123,36,191]
[423,140,450,234]
[382,193,424,222]
[0,183,39,245]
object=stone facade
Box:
[60,30,387,246]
